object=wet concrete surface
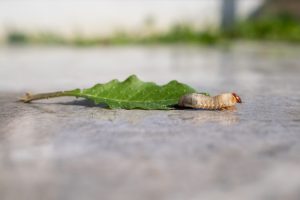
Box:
[0,43,300,200]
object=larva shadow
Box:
[174,105,238,111]
[169,109,240,125]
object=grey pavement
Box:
[0,43,300,200]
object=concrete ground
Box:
[0,43,300,200]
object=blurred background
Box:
[0,0,262,41]
[0,0,299,92]
[0,0,299,44]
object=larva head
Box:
[232,93,242,103]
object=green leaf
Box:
[20,75,207,110]
[68,75,197,109]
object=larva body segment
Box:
[178,93,242,110]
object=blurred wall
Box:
[0,0,263,37]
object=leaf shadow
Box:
[29,99,109,108]
[57,99,103,107]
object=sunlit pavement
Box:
[1,43,300,200]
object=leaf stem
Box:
[19,90,78,103]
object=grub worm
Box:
[178,93,242,110]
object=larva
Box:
[178,93,242,110]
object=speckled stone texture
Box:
[0,44,300,200]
